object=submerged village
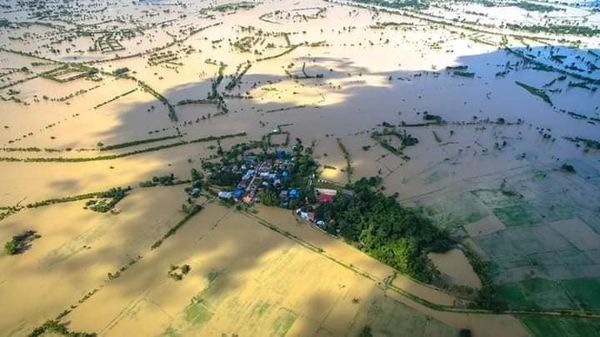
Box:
[1,0,600,335]
[196,130,452,288]
[210,142,341,228]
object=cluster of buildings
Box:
[295,188,338,227]
[213,150,344,229]
[216,150,298,205]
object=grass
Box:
[425,192,488,230]
[251,301,272,318]
[182,269,226,328]
[492,205,535,227]
[496,278,574,310]
[271,308,297,337]
[515,81,553,106]
[160,326,182,337]
[562,277,600,310]
[184,299,214,327]
[521,316,600,337]
[496,277,600,311]
[472,188,520,207]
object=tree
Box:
[459,329,472,337]
[317,177,452,283]
[4,239,19,255]
[191,168,203,181]
[261,191,279,206]
[359,326,373,337]
[561,163,576,173]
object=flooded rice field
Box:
[0,0,599,335]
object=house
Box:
[244,169,255,178]
[318,193,335,204]
[234,188,245,199]
[276,149,287,159]
[218,191,233,200]
[296,208,316,222]
[316,188,337,196]
[316,188,336,204]
[190,188,201,197]
[279,190,289,200]
[298,211,309,221]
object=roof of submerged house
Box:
[318,193,335,204]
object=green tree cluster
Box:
[316,177,452,282]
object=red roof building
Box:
[318,193,335,204]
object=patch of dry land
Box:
[1,0,599,336]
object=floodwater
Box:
[0,0,598,335]
[429,248,482,289]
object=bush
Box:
[169,273,183,281]
[4,239,18,255]
[261,190,280,206]
[4,230,40,255]
[561,163,576,173]
[359,326,373,337]
[29,319,96,337]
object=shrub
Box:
[169,273,183,281]
[359,326,373,337]
[561,163,576,173]
[29,319,96,337]
[4,239,18,255]
[4,230,40,255]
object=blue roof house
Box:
[234,188,245,199]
